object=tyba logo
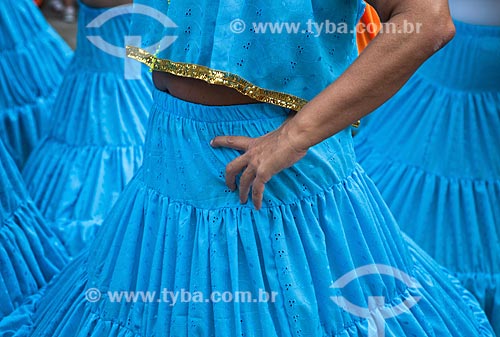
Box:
[86,4,178,79]
[331,264,426,337]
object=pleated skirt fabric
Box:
[21,2,153,257]
[354,20,500,333]
[5,90,494,337]
[0,0,72,169]
[0,140,68,322]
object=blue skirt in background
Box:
[0,0,72,169]
[21,1,153,257]
[0,139,68,322]
[354,20,500,334]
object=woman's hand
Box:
[211,0,456,211]
[211,124,308,210]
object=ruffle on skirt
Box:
[6,91,494,336]
[353,149,500,334]
[0,201,68,320]
[0,254,86,337]
[7,168,493,337]
[0,141,68,321]
[22,67,152,257]
[354,20,500,333]
[0,0,59,49]
[0,17,72,169]
[404,235,493,335]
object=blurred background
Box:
[38,0,77,49]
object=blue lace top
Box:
[127,0,365,110]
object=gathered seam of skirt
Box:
[410,72,500,95]
[333,285,428,336]
[83,285,419,336]
[360,147,500,183]
[159,111,291,124]
[138,165,360,211]
[0,200,36,226]
[454,271,500,278]
[42,136,147,149]
[62,64,152,76]
[81,280,490,336]
[0,26,58,53]
[0,89,56,111]
[45,216,103,225]
[152,104,292,124]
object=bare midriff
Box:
[152,71,261,106]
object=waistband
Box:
[152,89,292,123]
[143,89,357,209]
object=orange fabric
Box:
[356,4,381,53]
[34,0,43,6]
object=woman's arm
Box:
[286,0,455,148]
[212,0,456,210]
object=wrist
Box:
[281,117,316,153]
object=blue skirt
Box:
[0,140,68,322]
[21,1,153,257]
[354,20,500,333]
[0,0,72,169]
[6,90,494,336]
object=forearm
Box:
[284,2,456,151]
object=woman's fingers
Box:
[251,177,266,210]
[212,129,304,210]
[211,136,252,190]
[211,136,251,151]
[225,155,248,190]
[213,138,270,208]
[225,156,267,208]
[238,166,256,203]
